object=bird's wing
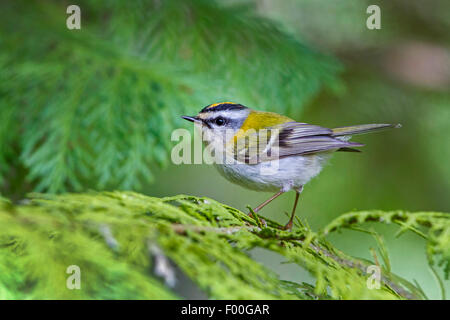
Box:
[236,122,364,164]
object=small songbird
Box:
[182,102,400,230]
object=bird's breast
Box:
[213,154,330,192]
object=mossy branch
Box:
[0,192,448,299]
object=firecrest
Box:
[182,102,400,230]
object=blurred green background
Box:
[1,0,449,298]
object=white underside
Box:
[214,153,332,192]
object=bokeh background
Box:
[1,0,449,298]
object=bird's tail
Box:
[332,123,401,153]
[331,123,401,137]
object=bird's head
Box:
[182,102,250,143]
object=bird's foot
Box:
[280,220,293,231]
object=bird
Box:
[182,102,400,230]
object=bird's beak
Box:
[181,115,201,123]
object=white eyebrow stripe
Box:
[207,109,250,120]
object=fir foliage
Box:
[0,191,448,299]
[323,210,450,280]
[0,0,340,194]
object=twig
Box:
[172,224,259,235]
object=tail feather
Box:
[331,123,401,137]
[337,147,362,153]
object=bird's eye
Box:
[215,117,226,126]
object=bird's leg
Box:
[248,190,284,226]
[252,190,284,213]
[283,186,303,231]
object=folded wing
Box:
[236,122,364,164]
